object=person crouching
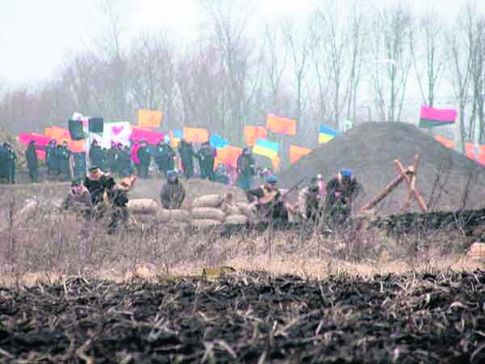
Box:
[160,170,186,210]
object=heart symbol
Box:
[112,126,124,135]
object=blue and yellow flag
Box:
[252,138,279,159]
[319,125,340,143]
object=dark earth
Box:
[0,271,484,363]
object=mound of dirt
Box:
[279,122,485,213]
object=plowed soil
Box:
[0,271,484,363]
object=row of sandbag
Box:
[127,194,255,227]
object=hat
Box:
[265,175,278,184]
[340,169,352,178]
[71,179,83,186]
[167,170,177,178]
[89,165,100,171]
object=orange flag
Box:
[45,126,71,143]
[183,127,209,144]
[243,125,268,146]
[138,109,163,128]
[289,145,312,164]
[69,139,87,153]
[215,145,242,168]
[272,156,281,171]
[266,114,297,136]
[434,135,455,149]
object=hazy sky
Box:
[0,0,484,87]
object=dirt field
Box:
[0,271,483,363]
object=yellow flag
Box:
[138,109,163,128]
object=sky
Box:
[0,0,484,87]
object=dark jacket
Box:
[26,144,38,169]
[84,174,116,205]
[160,180,186,209]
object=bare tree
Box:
[370,5,413,122]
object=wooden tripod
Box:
[361,154,428,213]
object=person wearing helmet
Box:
[325,169,360,225]
[160,170,186,209]
[246,174,288,222]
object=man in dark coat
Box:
[236,147,256,191]
[178,139,194,179]
[26,140,39,183]
[246,175,288,222]
[3,143,17,184]
[45,139,58,178]
[89,140,104,170]
[84,166,116,206]
[160,170,186,209]
[72,152,87,180]
[106,141,119,174]
[154,140,175,177]
[117,145,133,177]
[136,141,151,178]
[0,143,7,182]
[56,141,72,181]
[196,142,216,181]
[325,169,361,225]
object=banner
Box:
[319,124,340,143]
[215,145,242,168]
[183,127,209,144]
[18,133,51,160]
[45,126,71,143]
[419,106,457,128]
[266,114,297,135]
[92,121,131,148]
[210,134,229,149]
[252,138,279,159]
[138,109,163,128]
[130,126,164,145]
[289,145,312,164]
[68,139,87,153]
[243,125,268,146]
[170,129,183,148]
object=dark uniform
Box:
[45,140,58,178]
[325,169,360,225]
[237,148,255,191]
[178,139,195,178]
[154,142,175,177]
[26,141,39,183]
[72,152,87,180]
[160,171,186,209]
[137,143,151,178]
[0,144,6,182]
[56,143,71,180]
[118,146,133,177]
[84,170,116,206]
[89,141,104,169]
[196,142,216,181]
[3,143,17,184]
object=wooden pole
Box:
[394,155,428,212]
[360,168,408,211]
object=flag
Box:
[138,109,163,128]
[170,129,183,148]
[289,145,312,164]
[183,127,209,144]
[45,126,71,143]
[266,114,297,135]
[215,145,242,168]
[68,139,87,153]
[243,125,268,146]
[252,138,279,159]
[92,121,131,148]
[130,126,164,145]
[419,106,457,128]
[318,124,340,143]
[272,156,281,171]
[18,133,51,160]
[210,134,229,149]
[434,135,455,149]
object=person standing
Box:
[3,143,17,184]
[154,140,175,177]
[178,139,195,179]
[236,147,256,191]
[118,145,133,177]
[45,139,57,178]
[56,141,72,181]
[137,141,151,179]
[72,152,87,180]
[88,140,104,169]
[26,140,39,183]
[196,142,216,181]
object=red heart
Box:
[112,126,124,135]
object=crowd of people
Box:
[0,138,260,192]
[2,136,361,232]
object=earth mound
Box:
[280,122,485,213]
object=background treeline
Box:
[0,0,483,150]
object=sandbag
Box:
[224,204,240,216]
[127,199,158,214]
[192,194,224,208]
[191,219,221,228]
[224,214,248,225]
[236,202,255,217]
[159,209,190,223]
[191,207,226,221]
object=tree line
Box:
[0,0,483,149]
